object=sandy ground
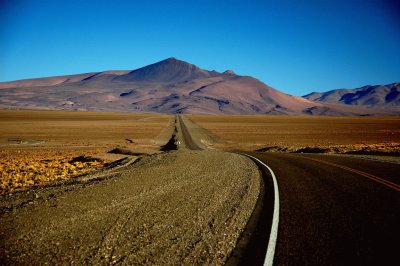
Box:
[0,109,172,148]
[188,115,400,155]
[0,151,259,266]
[0,111,261,265]
[0,110,173,193]
[4,111,398,264]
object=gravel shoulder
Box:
[0,120,260,265]
[178,115,224,150]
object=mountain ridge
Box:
[0,58,398,116]
[303,83,400,108]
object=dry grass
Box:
[189,115,400,154]
[0,149,106,193]
[0,110,172,193]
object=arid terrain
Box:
[1,110,399,265]
[2,0,399,264]
[0,110,261,265]
[0,110,173,192]
[2,110,399,193]
[189,115,400,155]
[0,109,173,148]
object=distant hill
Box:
[0,71,130,89]
[0,58,398,115]
[304,83,400,109]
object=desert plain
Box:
[0,109,173,192]
[189,114,400,154]
[1,109,399,265]
[1,109,400,193]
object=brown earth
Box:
[0,109,172,148]
[0,110,173,193]
[0,110,261,265]
[0,151,260,265]
[3,110,399,264]
[188,115,400,155]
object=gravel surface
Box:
[0,149,260,265]
[178,115,223,150]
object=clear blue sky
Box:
[1,0,399,95]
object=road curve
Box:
[246,152,400,265]
[237,154,279,266]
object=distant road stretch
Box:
[245,152,400,265]
[178,115,203,150]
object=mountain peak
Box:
[160,57,181,64]
[223,70,236,75]
[165,57,178,61]
[116,57,218,83]
[158,57,195,68]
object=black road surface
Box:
[246,152,400,265]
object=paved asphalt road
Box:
[246,152,400,265]
[178,116,400,265]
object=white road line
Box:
[241,153,280,266]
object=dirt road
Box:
[0,116,260,265]
[178,115,202,150]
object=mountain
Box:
[0,58,398,115]
[304,83,400,109]
[115,57,219,83]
